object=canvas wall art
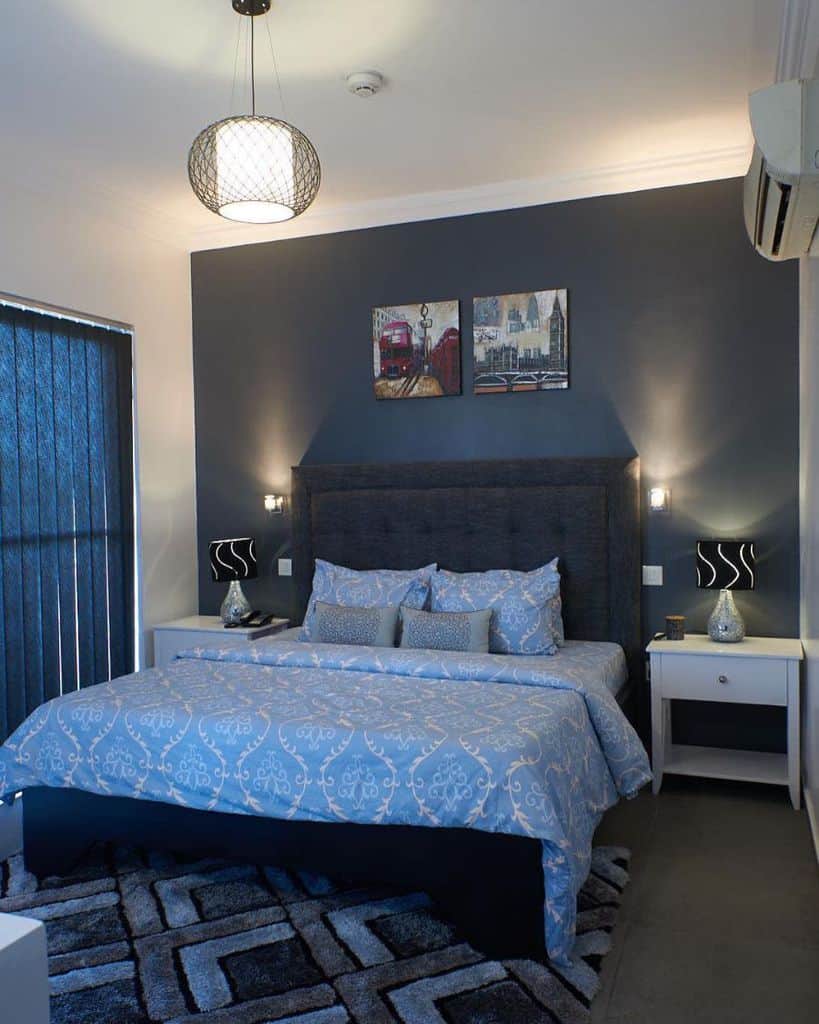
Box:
[473,289,568,394]
[372,300,461,399]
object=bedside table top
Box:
[155,615,289,638]
[647,634,803,660]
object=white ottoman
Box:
[0,913,49,1023]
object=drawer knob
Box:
[718,674,728,684]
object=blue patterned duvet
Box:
[0,639,650,965]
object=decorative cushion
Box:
[300,560,436,640]
[313,602,399,647]
[399,607,492,653]
[430,559,562,655]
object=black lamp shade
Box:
[209,537,258,582]
[696,540,755,591]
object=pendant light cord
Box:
[264,11,287,119]
[230,6,285,120]
[229,12,242,116]
[250,14,256,115]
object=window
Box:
[0,299,135,740]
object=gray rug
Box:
[0,843,630,1023]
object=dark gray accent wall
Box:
[191,178,799,655]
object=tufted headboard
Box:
[291,457,640,678]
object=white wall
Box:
[0,183,198,666]
[799,255,819,856]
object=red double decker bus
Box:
[379,321,422,379]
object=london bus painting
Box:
[372,300,461,400]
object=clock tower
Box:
[548,294,565,370]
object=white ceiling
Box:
[0,0,788,251]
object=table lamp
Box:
[209,537,258,624]
[696,540,755,643]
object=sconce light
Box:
[264,494,286,515]
[648,487,670,513]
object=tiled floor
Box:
[591,778,819,1023]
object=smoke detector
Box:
[346,71,384,98]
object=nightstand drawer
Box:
[174,630,246,648]
[658,654,787,706]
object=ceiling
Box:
[0,0,789,251]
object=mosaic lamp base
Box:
[220,579,252,625]
[707,588,745,643]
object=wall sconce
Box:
[264,494,286,515]
[648,487,671,514]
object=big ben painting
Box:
[473,289,568,394]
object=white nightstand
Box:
[153,615,289,668]
[0,914,49,1024]
[647,634,803,809]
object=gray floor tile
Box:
[707,934,819,1024]
[650,777,814,859]
[594,788,658,856]
[592,776,819,1024]
[608,925,818,1024]
[589,920,629,1023]
[627,848,819,944]
[605,922,721,1021]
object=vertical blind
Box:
[0,302,135,741]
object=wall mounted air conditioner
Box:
[744,78,819,261]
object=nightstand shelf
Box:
[647,634,803,808]
[664,744,789,787]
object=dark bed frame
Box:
[23,456,640,960]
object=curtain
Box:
[0,303,134,741]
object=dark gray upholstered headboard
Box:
[291,457,641,678]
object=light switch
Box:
[278,558,292,577]
[642,565,663,586]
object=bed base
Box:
[23,786,546,960]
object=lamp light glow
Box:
[264,494,285,514]
[648,487,670,513]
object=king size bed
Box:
[0,457,650,966]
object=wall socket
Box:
[642,565,663,586]
[278,558,293,577]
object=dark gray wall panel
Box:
[191,178,799,651]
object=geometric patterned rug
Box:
[0,844,630,1024]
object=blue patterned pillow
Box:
[313,602,398,647]
[546,592,565,647]
[399,607,492,653]
[430,560,562,656]
[300,560,436,640]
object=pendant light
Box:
[188,0,321,224]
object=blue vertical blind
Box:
[0,303,135,740]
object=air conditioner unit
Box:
[744,78,819,261]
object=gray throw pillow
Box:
[313,601,399,648]
[399,607,492,653]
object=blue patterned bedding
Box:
[550,640,629,696]
[272,629,629,695]
[0,639,650,965]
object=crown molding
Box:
[6,139,753,257]
[189,143,752,253]
[777,0,819,80]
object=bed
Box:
[0,456,650,966]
